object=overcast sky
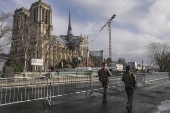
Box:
[1,0,170,66]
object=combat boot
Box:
[102,98,107,102]
[126,103,131,112]
[130,101,132,109]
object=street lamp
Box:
[142,60,143,71]
[147,61,148,73]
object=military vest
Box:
[123,72,135,85]
[98,68,111,79]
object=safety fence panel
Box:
[136,73,145,87]
[0,74,93,106]
[50,75,91,97]
[0,72,53,78]
[0,76,47,106]
[142,72,170,86]
[58,71,93,76]
[107,72,170,87]
[0,72,169,106]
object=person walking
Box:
[122,66,137,112]
[98,62,112,102]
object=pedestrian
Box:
[51,67,55,72]
[98,62,112,102]
[122,66,137,112]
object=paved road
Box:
[0,79,170,113]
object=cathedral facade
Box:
[10,0,89,71]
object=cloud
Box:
[135,0,170,36]
[12,0,35,9]
[1,0,170,66]
[69,0,170,37]
[90,27,164,65]
[65,0,170,64]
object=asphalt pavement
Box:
[0,80,170,113]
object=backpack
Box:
[123,72,136,88]
[98,68,110,82]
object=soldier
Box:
[98,62,112,102]
[122,66,137,112]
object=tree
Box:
[146,42,170,70]
[68,62,75,68]
[117,58,126,64]
[0,12,13,52]
[41,35,57,70]
[5,58,24,72]
[162,52,170,70]
[72,57,81,67]
[0,12,12,39]
[58,59,67,68]
[65,64,72,68]
[57,59,75,68]
[106,57,112,66]
[117,58,127,69]
[15,21,40,72]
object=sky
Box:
[1,0,170,66]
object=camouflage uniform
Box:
[122,71,137,110]
[98,68,111,101]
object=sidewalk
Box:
[0,84,163,113]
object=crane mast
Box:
[86,14,116,67]
[108,21,112,60]
[102,14,116,60]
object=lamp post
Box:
[147,61,148,73]
[142,60,143,71]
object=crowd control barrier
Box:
[0,71,169,106]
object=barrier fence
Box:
[0,71,169,106]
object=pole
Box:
[142,61,143,71]
[108,21,112,60]
[61,60,63,68]
[86,14,116,67]
[86,49,89,67]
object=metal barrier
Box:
[138,72,170,86]
[0,76,47,106]
[43,73,54,107]
[0,71,169,106]
[0,73,93,106]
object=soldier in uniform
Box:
[122,66,137,111]
[98,62,112,102]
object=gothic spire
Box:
[67,9,72,36]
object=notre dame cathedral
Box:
[9,0,103,71]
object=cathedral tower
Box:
[30,0,53,35]
[10,7,29,57]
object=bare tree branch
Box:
[146,42,170,70]
[0,12,13,52]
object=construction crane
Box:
[86,14,116,67]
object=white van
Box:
[107,67,117,71]
[74,67,92,71]
[91,67,101,71]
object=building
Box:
[116,64,123,71]
[110,63,123,71]
[127,62,137,69]
[9,0,93,71]
[136,66,145,71]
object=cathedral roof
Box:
[31,0,51,9]
[14,7,29,13]
[72,39,80,45]
[53,35,67,45]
